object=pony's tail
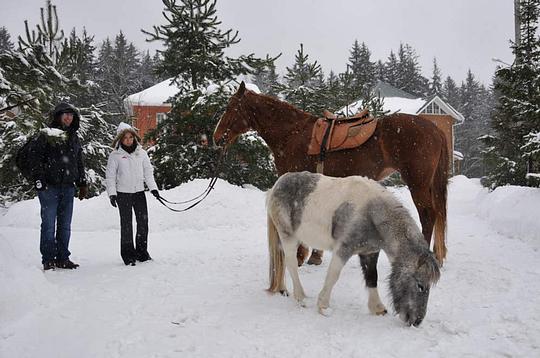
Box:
[432,132,449,265]
[267,213,286,294]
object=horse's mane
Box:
[245,90,318,120]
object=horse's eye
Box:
[417,283,425,293]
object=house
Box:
[343,81,465,175]
[123,78,180,141]
[124,80,261,144]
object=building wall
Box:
[131,105,171,142]
[417,114,455,173]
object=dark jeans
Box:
[117,191,150,264]
[38,185,75,264]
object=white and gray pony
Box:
[266,171,440,326]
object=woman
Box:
[106,122,159,266]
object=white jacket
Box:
[105,145,158,196]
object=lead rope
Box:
[153,147,227,212]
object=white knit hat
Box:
[112,122,141,148]
[117,122,134,135]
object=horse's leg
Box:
[359,253,387,315]
[296,244,309,266]
[408,186,436,248]
[307,249,323,265]
[283,240,307,305]
[317,253,346,316]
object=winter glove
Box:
[109,195,117,208]
[78,185,88,200]
[151,190,160,199]
[35,180,46,191]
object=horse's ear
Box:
[238,81,246,97]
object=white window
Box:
[156,112,167,123]
[421,102,447,115]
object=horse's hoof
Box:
[376,308,388,316]
[297,299,307,308]
[318,306,333,316]
[307,256,322,265]
[279,289,289,297]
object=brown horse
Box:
[214,82,449,269]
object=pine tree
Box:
[143,0,276,189]
[337,66,356,115]
[385,50,399,87]
[311,70,329,115]
[347,40,376,100]
[0,1,113,203]
[282,43,323,113]
[138,51,159,94]
[396,43,429,97]
[0,27,13,54]
[429,57,443,96]
[250,60,281,97]
[455,70,492,177]
[143,0,269,91]
[95,32,147,123]
[441,76,460,109]
[325,71,343,112]
[264,62,281,97]
[18,0,64,63]
[483,0,540,188]
[375,60,386,82]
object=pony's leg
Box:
[317,253,346,315]
[359,253,387,315]
[283,240,307,305]
[307,249,323,265]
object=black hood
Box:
[50,102,80,132]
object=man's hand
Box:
[78,185,88,200]
[35,180,46,191]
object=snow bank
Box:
[477,183,540,249]
[448,175,539,248]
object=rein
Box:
[154,146,227,213]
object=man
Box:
[31,102,88,270]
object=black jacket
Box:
[31,103,86,187]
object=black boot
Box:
[124,259,136,266]
[43,261,55,270]
[56,259,80,269]
[137,252,152,262]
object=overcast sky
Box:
[2,0,515,85]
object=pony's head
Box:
[213,81,252,148]
[389,249,440,326]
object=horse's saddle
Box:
[307,109,378,156]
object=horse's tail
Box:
[267,213,286,293]
[432,131,449,264]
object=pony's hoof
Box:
[307,256,322,265]
[279,289,289,296]
[297,299,307,308]
[369,304,387,316]
[318,306,333,316]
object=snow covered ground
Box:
[1,176,539,358]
